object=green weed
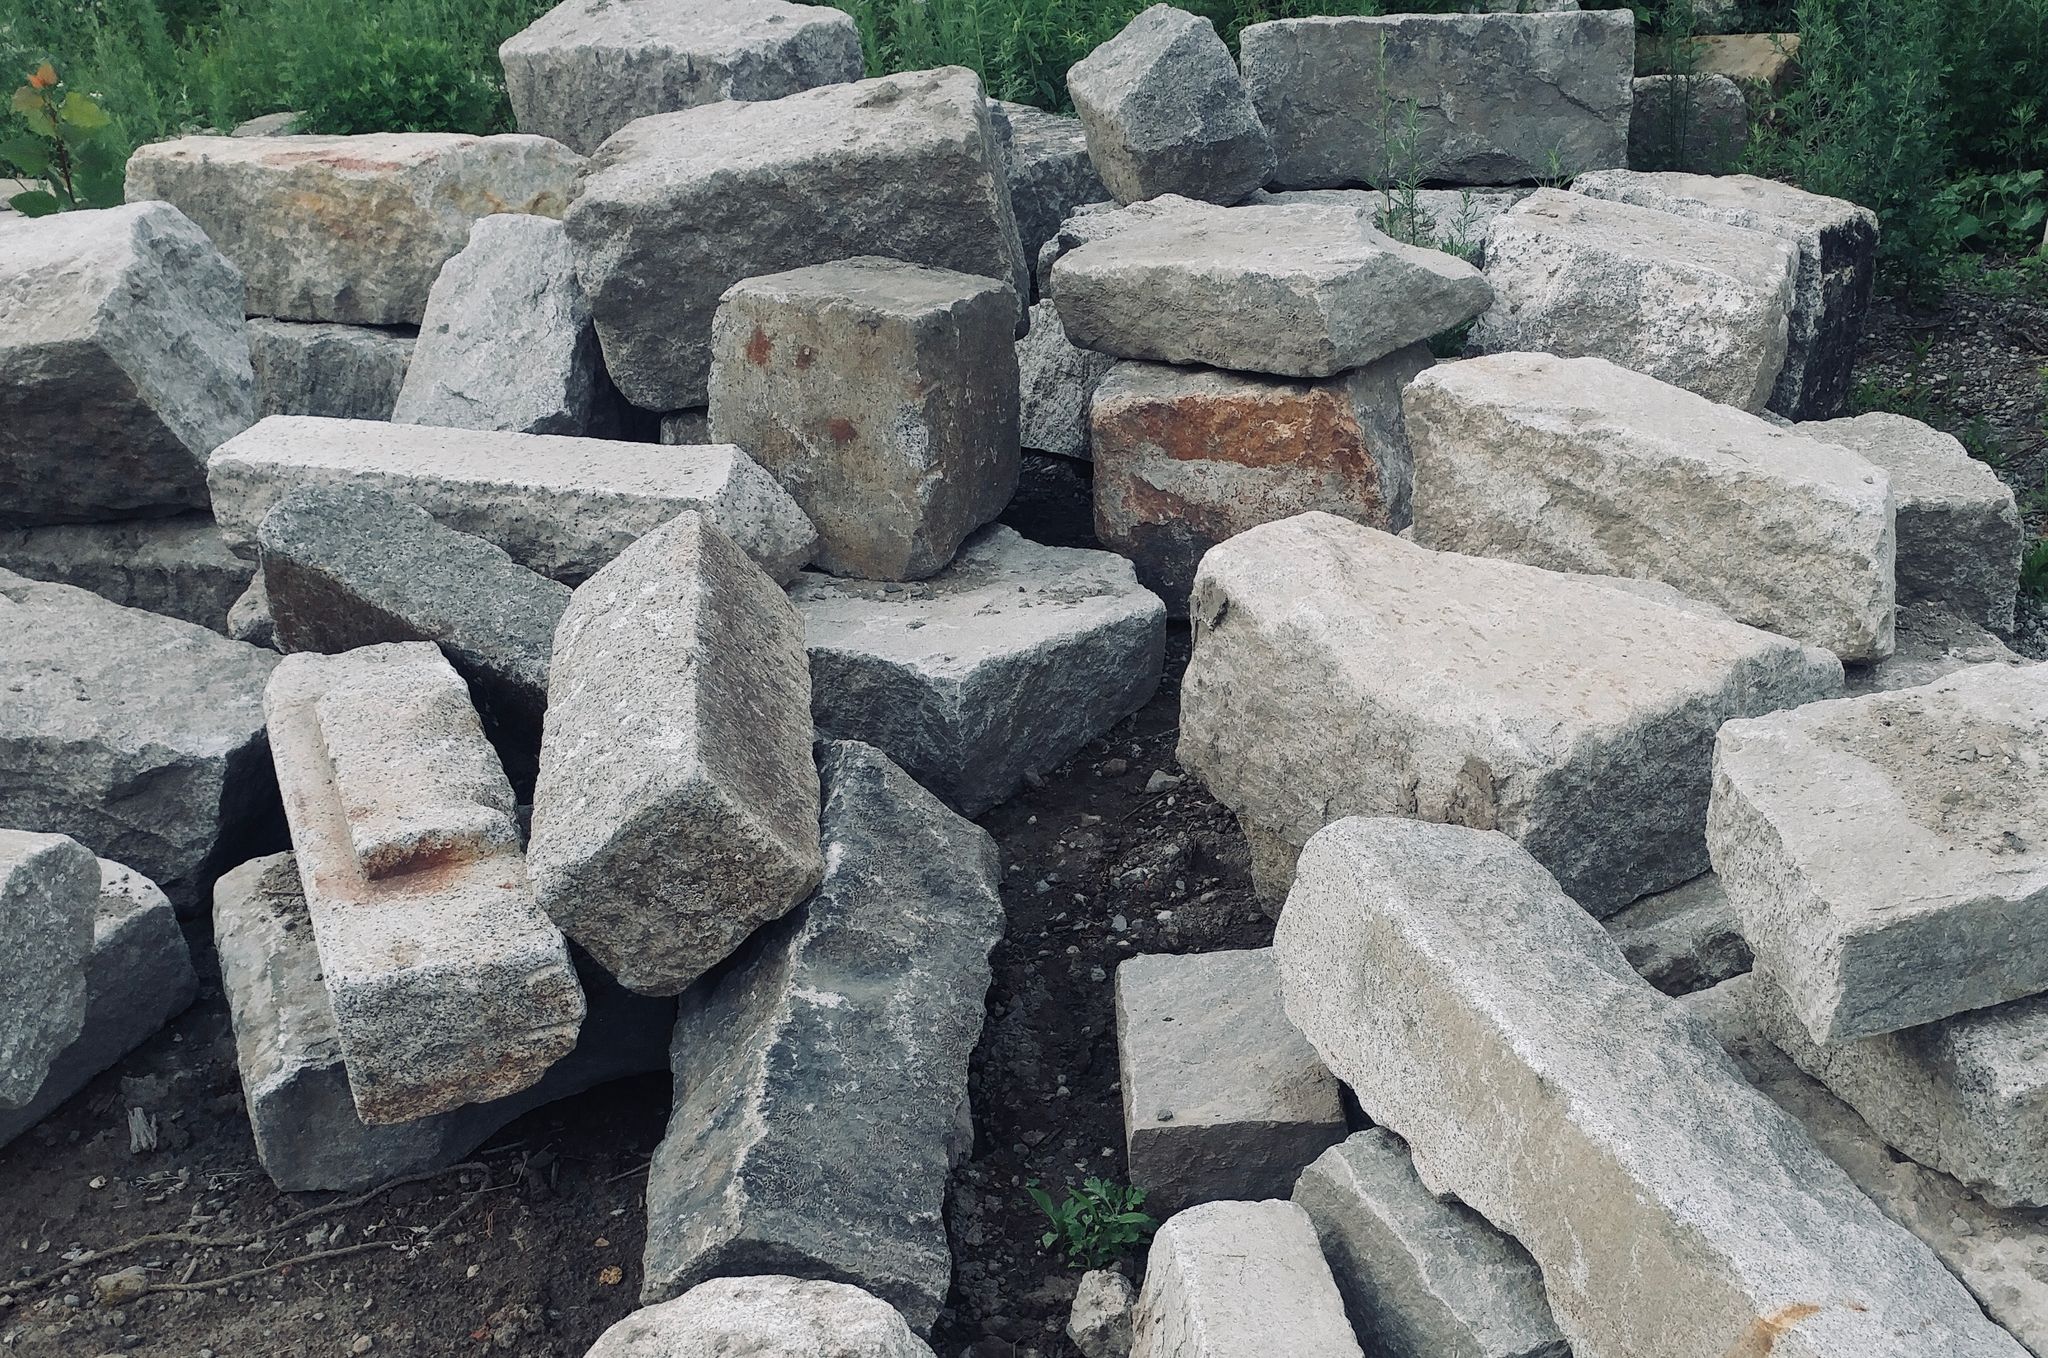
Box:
[4,62,124,213]
[1026,1178,1156,1269]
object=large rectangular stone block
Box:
[1132,1200,1363,1358]
[0,830,97,1109]
[0,514,252,633]
[249,319,414,421]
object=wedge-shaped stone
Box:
[1406,352,1897,661]
[565,67,1028,410]
[1710,663,2048,1045]
[641,742,1003,1331]
[1628,75,1749,176]
[1131,1200,1362,1358]
[249,319,414,421]
[1178,515,1842,915]
[500,0,864,155]
[1602,871,1751,997]
[1018,301,1115,460]
[791,526,1165,817]
[990,102,1107,273]
[592,1277,935,1358]
[1470,188,1799,411]
[125,134,585,325]
[0,572,278,913]
[0,515,252,633]
[1277,816,2032,1358]
[1051,198,1489,377]
[0,831,97,1109]
[1,202,254,525]
[1239,12,1634,188]
[1292,1131,1566,1358]
[531,513,821,996]
[266,644,583,1123]
[208,416,817,585]
[708,257,1020,581]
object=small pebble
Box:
[1100,758,1129,778]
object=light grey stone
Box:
[125,133,586,325]
[1709,663,2048,1045]
[1050,197,1489,377]
[1069,1269,1137,1358]
[565,67,1028,410]
[0,830,97,1109]
[707,257,1020,581]
[1177,514,1843,916]
[1116,947,1345,1217]
[589,1277,935,1358]
[0,514,252,632]
[1470,188,1800,412]
[1261,187,1530,265]
[1066,5,1274,207]
[247,319,414,421]
[1292,1130,1566,1358]
[1240,11,1634,188]
[1629,75,1749,175]
[530,513,821,996]
[0,202,254,525]
[990,102,1108,275]
[1018,301,1114,460]
[265,643,583,1123]
[500,0,864,155]
[641,742,1003,1332]
[1405,352,1898,662]
[208,415,818,585]
[1846,601,2032,697]
[1034,195,1202,295]
[228,573,274,647]
[1276,816,2032,1358]
[231,111,302,137]
[1131,1200,1363,1358]
[790,525,1165,817]
[1602,871,1752,997]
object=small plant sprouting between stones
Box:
[1026,1177,1157,1269]
[4,63,124,217]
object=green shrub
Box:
[4,62,126,213]
[1026,1178,1156,1269]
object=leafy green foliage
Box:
[1026,1178,1156,1269]
[4,63,125,214]
[2022,536,2048,603]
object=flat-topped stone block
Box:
[589,1277,935,1358]
[1132,1200,1363,1358]
[0,830,97,1110]
[248,319,414,421]
[0,514,252,633]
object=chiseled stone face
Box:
[248,319,413,421]
[0,830,98,1110]
[1130,1200,1363,1358]
[587,1277,935,1358]
[1017,301,1114,461]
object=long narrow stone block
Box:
[1710,663,2048,1045]
[266,643,583,1123]
[1177,514,1842,915]
[1276,816,2032,1358]
[530,513,821,996]
[0,515,252,632]
[641,742,1003,1332]
[0,830,98,1109]
[1601,871,1751,997]
[248,319,414,421]
[208,416,818,584]
[590,1277,935,1358]
[1131,1200,1363,1358]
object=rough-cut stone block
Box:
[1602,871,1751,997]
[1092,346,1431,611]
[707,257,1020,581]
[1260,187,1529,265]
[530,513,821,996]
[500,0,864,156]
[0,830,97,1109]
[1116,948,1344,1216]
[1069,1269,1137,1358]
[1277,816,2031,1358]
[266,643,583,1123]
[565,67,1028,410]
[1470,188,1799,411]
[248,320,414,421]
[1018,301,1115,461]
[1132,1200,1362,1358]
[1406,352,1897,661]
[1710,663,2048,1045]
[1802,411,2022,631]
[208,416,817,585]
[1034,195,1202,294]
[1293,1130,1565,1358]
[125,134,585,325]
[1689,33,1801,96]
[641,742,1002,1331]
[1051,197,1489,377]
[1178,515,1842,915]
[0,571,278,913]
[790,526,1164,817]
[1572,170,1880,420]
[214,852,671,1192]
[590,1277,935,1358]
[990,102,1108,275]
[1628,76,1749,175]
[1846,601,2032,697]
[228,574,274,647]
[1066,5,1274,207]
[1,202,254,525]
[0,515,252,632]
[1240,12,1634,188]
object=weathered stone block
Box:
[0,830,97,1109]
[1846,601,2031,697]
[1602,871,1751,997]
[1018,301,1115,461]
[1628,76,1749,175]
[589,1277,935,1358]
[1069,1270,1137,1358]
[1260,186,1529,265]
[1034,195,1202,294]
[1689,33,1801,96]
[990,102,1108,274]
[248,319,414,421]
[0,515,252,632]
[1131,1200,1362,1358]
[228,574,274,648]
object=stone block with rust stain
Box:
[1090,347,1431,613]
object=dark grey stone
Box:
[989,101,1109,287]
[0,515,253,633]
[248,319,414,421]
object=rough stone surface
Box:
[1406,352,1898,661]
[1689,33,1802,96]
[228,573,274,648]
[708,257,1020,581]
[208,415,818,585]
[1065,5,1274,207]
[790,526,1165,817]
[530,513,821,996]
[0,571,279,913]
[1629,75,1749,175]
[1,202,255,525]
[1240,11,1634,188]
[565,67,1028,410]
[641,742,1003,1332]
[0,515,252,632]
[589,1277,936,1358]
[392,214,603,435]
[1602,871,1752,997]
[247,319,414,421]
[1178,515,1843,916]
[1259,187,1529,264]
[1018,301,1115,461]
[659,410,712,445]
[1050,197,1489,377]
[125,133,586,326]
[1034,195,1204,294]
[990,102,1108,274]
[0,831,98,1109]
[265,643,583,1123]
[1277,816,2032,1358]
[1846,602,2032,697]
[1292,1130,1566,1358]
[500,0,864,155]
[1069,1270,1137,1358]
[1470,188,1800,411]
[1131,1200,1363,1358]
[1709,663,2048,1045]
[1092,346,1432,611]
